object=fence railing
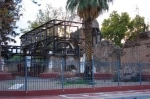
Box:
[0,60,150,91]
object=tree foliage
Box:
[21,4,78,33]
[9,55,21,61]
[66,0,112,21]
[101,11,148,46]
[0,0,22,44]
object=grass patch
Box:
[57,79,89,85]
[67,79,89,84]
[9,82,15,85]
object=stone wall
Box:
[92,31,150,74]
[50,31,150,73]
[120,32,150,74]
[93,40,117,62]
[48,56,79,73]
[122,32,150,63]
[92,40,118,73]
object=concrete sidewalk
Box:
[0,89,150,99]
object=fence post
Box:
[61,56,64,89]
[139,62,142,85]
[115,46,121,86]
[92,55,94,88]
[25,57,28,92]
[78,46,81,75]
[117,59,120,86]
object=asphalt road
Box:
[0,89,150,99]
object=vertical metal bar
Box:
[77,25,81,76]
[20,46,21,67]
[25,57,28,92]
[95,29,98,44]
[64,25,67,71]
[40,27,42,41]
[78,46,81,74]
[117,56,120,86]
[53,20,55,36]
[31,34,32,44]
[64,23,66,38]
[92,55,94,88]
[46,58,48,89]
[61,56,64,89]
[19,47,22,91]
[53,20,56,55]
[45,24,47,46]
[25,34,26,45]
[34,34,36,43]
[139,62,142,85]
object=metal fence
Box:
[0,59,150,91]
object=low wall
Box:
[7,72,150,81]
[39,73,58,78]
[39,73,150,81]
[0,73,15,80]
[0,85,150,96]
[142,74,150,81]
[39,73,114,79]
[12,71,40,77]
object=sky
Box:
[11,0,150,45]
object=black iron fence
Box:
[0,60,150,91]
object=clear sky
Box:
[12,0,150,45]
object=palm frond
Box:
[66,0,112,20]
[66,0,80,12]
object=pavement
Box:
[1,77,150,90]
[0,89,150,99]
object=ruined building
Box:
[72,28,150,73]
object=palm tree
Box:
[66,0,113,81]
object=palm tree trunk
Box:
[83,18,93,81]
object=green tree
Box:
[127,15,148,40]
[0,0,21,43]
[9,55,21,61]
[66,0,113,80]
[101,11,147,46]
[0,0,22,61]
[21,4,78,33]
